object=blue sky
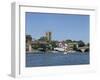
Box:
[25,12,89,43]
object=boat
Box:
[54,47,65,52]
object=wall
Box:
[0,0,100,80]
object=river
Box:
[26,52,89,67]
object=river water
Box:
[26,52,89,67]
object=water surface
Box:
[26,52,89,67]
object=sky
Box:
[25,12,89,43]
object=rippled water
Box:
[26,52,89,67]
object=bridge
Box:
[78,46,89,52]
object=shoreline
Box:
[26,50,89,54]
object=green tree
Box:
[65,39,72,43]
[50,41,57,49]
[87,43,89,47]
[73,44,78,50]
[72,40,78,43]
[38,36,47,41]
[32,42,40,50]
[26,35,32,43]
[77,40,85,47]
[26,35,32,51]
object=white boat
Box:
[51,51,59,53]
[64,52,68,54]
[54,48,65,52]
[67,50,76,53]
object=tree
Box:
[65,39,72,43]
[32,42,40,50]
[38,36,47,41]
[73,44,78,50]
[50,41,57,49]
[72,40,78,43]
[26,35,32,43]
[87,43,89,47]
[77,40,85,47]
[39,44,47,52]
[26,35,32,51]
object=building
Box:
[45,32,52,42]
[67,42,78,50]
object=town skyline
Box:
[26,12,89,43]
